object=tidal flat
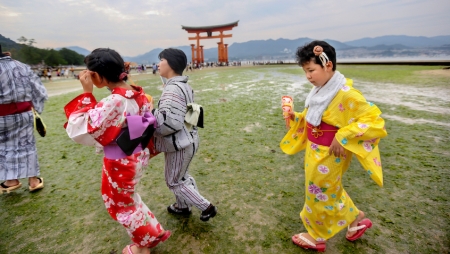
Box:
[1,65,448,254]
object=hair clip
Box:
[313,46,329,67]
[119,72,127,80]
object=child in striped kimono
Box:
[152,48,217,222]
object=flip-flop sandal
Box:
[292,233,326,252]
[346,218,373,241]
[0,182,22,194]
[148,230,171,248]
[29,177,44,192]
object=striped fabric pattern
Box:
[164,129,210,211]
[0,56,48,180]
[153,76,195,152]
[0,56,48,113]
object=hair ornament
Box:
[119,72,128,81]
[124,62,131,73]
[313,45,329,67]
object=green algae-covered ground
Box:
[0,65,449,254]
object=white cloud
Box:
[144,10,161,15]
[0,4,21,17]
[1,0,449,56]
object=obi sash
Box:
[307,121,338,147]
[103,143,143,160]
[0,101,32,117]
[104,112,156,159]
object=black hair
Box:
[0,44,8,57]
[84,48,127,82]
[296,40,337,71]
[158,48,187,75]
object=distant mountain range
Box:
[55,46,91,56]
[344,35,450,48]
[0,34,21,51]
[121,35,450,63]
[2,34,449,63]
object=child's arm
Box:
[153,84,186,136]
[329,137,345,157]
[334,90,387,158]
[280,109,308,155]
[64,94,127,146]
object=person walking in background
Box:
[280,40,387,252]
[0,46,47,193]
[153,48,217,222]
[64,48,170,254]
[64,67,69,78]
[152,63,157,75]
[47,67,52,81]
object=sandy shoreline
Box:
[44,72,153,97]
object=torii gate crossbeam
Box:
[181,20,239,64]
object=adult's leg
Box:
[0,112,40,185]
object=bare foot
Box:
[346,210,365,238]
[4,179,20,187]
[28,177,41,189]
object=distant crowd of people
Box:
[252,60,287,65]
[30,59,289,83]
[184,61,242,72]
[35,66,76,81]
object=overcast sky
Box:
[2,0,449,56]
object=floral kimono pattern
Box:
[280,79,387,241]
[64,86,163,247]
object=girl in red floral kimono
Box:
[64,48,170,254]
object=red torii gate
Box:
[181,21,239,64]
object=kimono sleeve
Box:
[65,93,127,146]
[280,110,308,155]
[64,93,97,119]
[153,84,186,136]
[334,89,387,159]
[27,65,48,114]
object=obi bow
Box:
[116,112,157,156]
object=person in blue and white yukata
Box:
[0,47,48,193]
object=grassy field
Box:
[0,65,449,253]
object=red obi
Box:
[0,101,32,117]
[307,121,338,147]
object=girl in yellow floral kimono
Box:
[280,41,387,252]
